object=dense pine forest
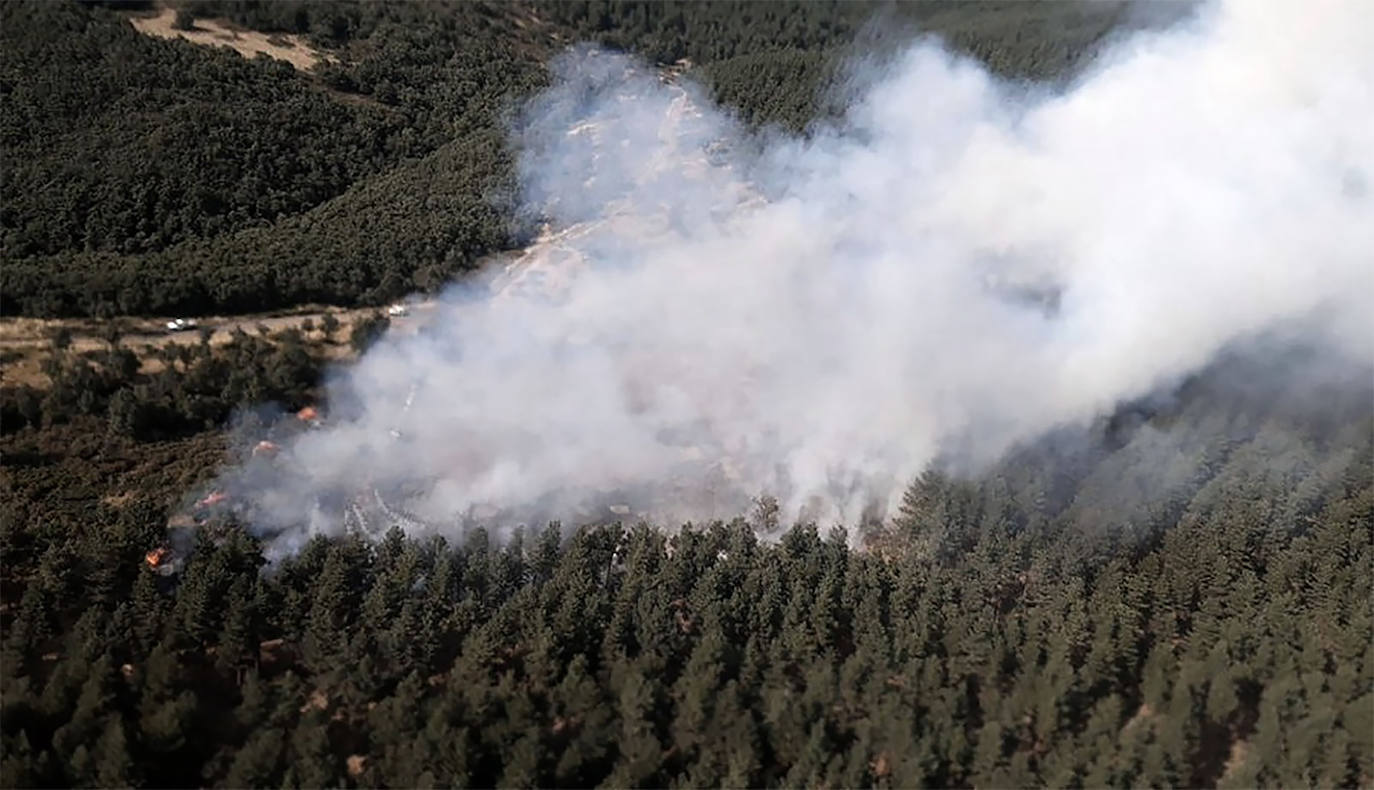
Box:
[2,0,1141,318]
[3,344,1371,787]
[2,1,1372,788]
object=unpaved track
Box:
[0,230,573,387]
[0,224,587,358]
[0,304,436,389]
[1,63,719,387]
[0,305,430,353]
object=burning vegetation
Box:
[143,546,169,569]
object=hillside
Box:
[1,0,1139,318]
[2,2,1370,788]
[2,343,1369,787]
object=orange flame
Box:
[197,491,228,508]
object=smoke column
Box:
[224,0,1373,558]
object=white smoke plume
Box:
[220,0,1373,558]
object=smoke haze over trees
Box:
[2,348,1371,786]
[219,0,1371,556]
[1,0,1371,787]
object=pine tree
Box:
[138,644,199,760]
[284,713,339,789]
[93,716,137,789]
[605,658,666,788]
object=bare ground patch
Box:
[127,6,334,72]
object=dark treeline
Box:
[3,1,1144,319]
[2,349,1370,787]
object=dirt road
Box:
[0,225,582,388]
[0,231,576,359]
[0,67,721,386]
[0,232,571,388]
[0,303,438,389]
[0,304,434,352]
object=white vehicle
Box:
[165,318,198,332]
[387,304,409,317]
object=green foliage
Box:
[319,313,341,339]
[2,359,1370,787]
[171,7,194,31]
[3,0,1145,319]
[2,330,324,439]
[1,2,416,260]
[347,313,389,353]
[1,0,546,318]
[3,3,1361,786]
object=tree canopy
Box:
[2,344,1370,787]
[2,0,1143,318]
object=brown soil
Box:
[1220,739,1249,779]
[127,5,333,72]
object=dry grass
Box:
[127,5,334,72]
[0,305,429,390]
[1218,739,1251,785]
[1,349,51,389]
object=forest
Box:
[2,0,1142,318]
[2,342,1371,787]
[2,1,1371,788]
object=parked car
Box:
[387,304,409,317]
[165,318,198,332]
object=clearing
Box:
[127,5,333,72]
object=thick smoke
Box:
[222,0,1373,558]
